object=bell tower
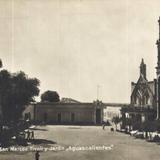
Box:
[156,17,160,119]
[156,17,160,71]
[140,58,146,79]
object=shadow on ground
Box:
[29,128,48,131]
[68,127,82,129]
[31,139,56,145]
[1,138,57,148]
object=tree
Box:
[0,70,11,124]
[41,90,60,102]
[0,70,40,123]
[0,59,2,68]
[112,116,121,130]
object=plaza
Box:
[0,125,160,160]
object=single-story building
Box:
[23,100,105,125]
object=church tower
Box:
[156,17,160,119]
[140,58,146,79]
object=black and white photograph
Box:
[0,0,160,159]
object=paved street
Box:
[0,125,160,160]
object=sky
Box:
[0,0,160,103]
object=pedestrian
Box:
[110,127,114,132]
[35,151,40,160]
[27,130,30,140]
[103,123,106,130]
[31,131,34,140]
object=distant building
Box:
[23,100,105,125]
[103,107,121,122]
[23,100,129,125]
[60,97,81,103]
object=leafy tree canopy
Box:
[41,90,60,102]
[0,69,40,123]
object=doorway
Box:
[71,113,75,123]
[43,113,48,122]
[96,109,101,124]
[57,113,61,123]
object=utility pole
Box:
[97,85,101,100]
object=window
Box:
[71,113,75,123]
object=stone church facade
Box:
[130,59,157,109]
[121,59,157,129]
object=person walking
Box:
[103,123,106,130]
[102,121,106,130]
[31,131,34,140]
[26,130,30,141]
[35,151,40,160]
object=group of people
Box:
[25,130,34,140]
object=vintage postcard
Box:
[0,0,160,160]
